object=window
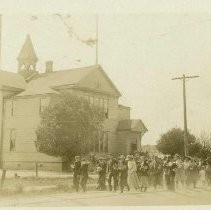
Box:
[11,100,18,116]
[89,96,94,105]
[94,97,100,106]
[87,96,109,118]
[40,98,49,113]
[99,98,104,108]
[103,132,109,153]
[130,143,137,154]
[94,135,99,152]
[10,129,16,152]
[99,132,104,152]
[104,99,109,118]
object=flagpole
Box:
[0,15,2,70]
[95,14,99,65]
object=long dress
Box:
[127,160,140,190]
[139,162,150,189]
[186,162,199,187]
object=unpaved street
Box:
[0,187,211,206]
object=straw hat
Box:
[119,155,125,159]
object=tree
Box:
[197,131,211,159]
[156,128,199,156]
[35,93,104,160]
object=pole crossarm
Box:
[172,75,199,80]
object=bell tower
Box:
[17,34,38,75]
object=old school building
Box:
[0,35,147,171]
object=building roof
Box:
[117,119,148,133]
[0,71,26,90]
[118,104,130,109]
[16,65,121,97]
[17,34,38,63]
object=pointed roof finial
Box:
[17,34,38,62]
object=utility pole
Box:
[172,74,199,156]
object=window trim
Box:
[9,129,16,152]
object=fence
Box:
[0,160,64,189]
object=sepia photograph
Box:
[0,0,210,208]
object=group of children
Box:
[71,153,211,193]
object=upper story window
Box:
[103,98,109,119]
[9,129,16,152]
[11,100,18,116]
[39,98,49,113]
[103,132,109,152]
[87,96,109,119]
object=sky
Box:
[1,13,211,145]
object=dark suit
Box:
[107,159,118,191]
[80,163,89,192]
[97,162,107,190]
[118,160,130,193]
[73,161,81,192]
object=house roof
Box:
[17,34,38,62]
[117,119,148,133]
[118,104,130,109]
[0,71,26,90]
[16,65,121,97]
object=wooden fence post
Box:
[35,162,38,177]
[1,169,6,189]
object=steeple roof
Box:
[17,34,38,62]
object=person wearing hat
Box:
[175,155,186,189]
[107,154,119,192]
[184,156,192,187]
[80,158,89,192]
[139,156,150,192]
[186,158,200,188]
[163,156,177,191]
[96,157,107,190]
[127,155,140,191]
[151,156,163,190]
[71,156,81,192]
[118,155,130,193]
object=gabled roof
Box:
[17,34,38,62]
[16,65,120,97]
[97,66,121,97]
[0,71,26,90]
[117,119,148,133]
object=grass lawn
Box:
[0,176,98,196]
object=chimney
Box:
[45,61,53,73]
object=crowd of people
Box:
[71,152,211,193]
